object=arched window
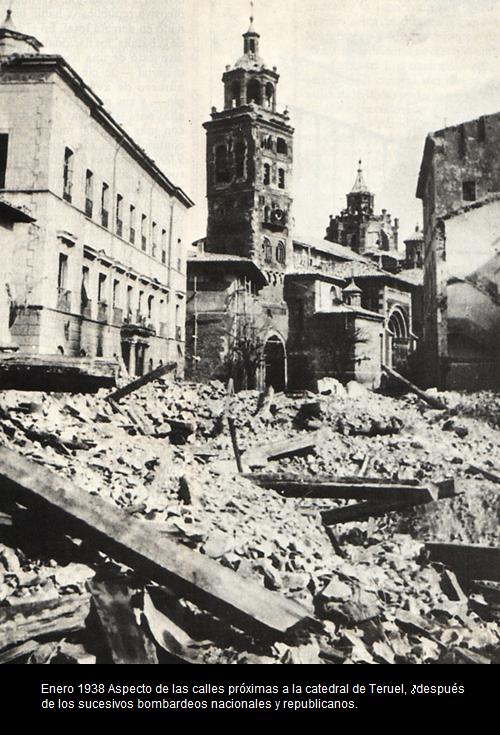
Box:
[263,163,271,185]
[235,139,246,179]
[276,241,286,264]
[215,144,230,183]
[247,78,261,105]
[231,81,241,107]
[388,309,409,340]
[330,285,341,305]
[264,238,272,263]
[277,137,288,154]
[263,135,273,151]
[265,82,275,109]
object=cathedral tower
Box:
[204,16,294,284]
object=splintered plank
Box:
[0,446,310,636]
[105,362,176,403]
[0,594,91,652]
[88,578,158,664]
[426,543,500,582]
[382,365,447,410]
[248,474,455,503]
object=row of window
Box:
[228,78,275,109]
[57,252,182,333]
[62,147,179,266]
[263,238,286,264]
[261,135,288,155]
[213,143,287,188]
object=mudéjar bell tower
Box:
[204,14,294,284]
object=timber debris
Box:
[0,376,498,664]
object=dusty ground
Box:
[0,378,499,664]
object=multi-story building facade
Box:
[0,11,193,377]
[417,112,500,389]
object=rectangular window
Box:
[126,284,133,316]
[101,183,109,228]
[57,253,70,311]
[0,134,8,189]
[141,214,147,251]
[58,253,68,291]
[98,272,107,303]
[81,265,90,315]
[129,205,136,244]
[161,228,167,264]
[263,163,271,185]
[152,221,157,258]
[112,279,120,307]
[63,147,74,202]
[116,193,123,237]
[462,180,476,201]
[278,168,285,189]
[85,170,93,218]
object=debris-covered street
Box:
[0,377,498,664]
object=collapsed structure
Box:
[0,10,193,381]
[186,20,422,392]
[417,112,500,390]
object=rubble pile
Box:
[0,378,499,664]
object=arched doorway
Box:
[263,334,286,391]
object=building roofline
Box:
[0,54,194,209]
[440,191,500,221]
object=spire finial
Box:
[1,7,15,29]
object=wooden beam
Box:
[468,464,500,485]
[382,365,447,410]
[243,432,321,467]
[105,362,176,403]
[0,446,310,636]
[227,417,243,473]
[425,543,500,582]
[248,473,455,503]
[322,496,436,525]
[0,593,91,652]
[88,578,158,664]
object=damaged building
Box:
[186,21,421,391]
[0,10,193,381]
[417,112,500,390]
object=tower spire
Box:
[351,159,370,193]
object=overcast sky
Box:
[5,0,500,247]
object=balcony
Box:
[112,307,123,326]
[101,209,109,229]
[57,288,71,312]
[121,310,155,338]
[81,298,92,318]
[97,301,108,322]
[85,198,93,218]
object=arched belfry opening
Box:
[247,78,261,105]
[262,334,287,391]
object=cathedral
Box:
[186,18,422,391]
